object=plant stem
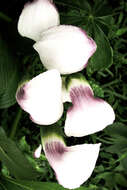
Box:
[105,68,114,77]
[101,79,120,88]
[10,108,22,139]
[104,89,127,100]
[0,12,12,22]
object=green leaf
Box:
[114,173,127,187]
[0,35,20,108]
[18,136,31,153]
[0,18,34,109]
[2,177,90,190]
[0,127,39,180]
[94,172,115,188]
[92,0,112,17]
[0,12,12,22]
[87,24,113,72]
[89,81,104,98]
[0,181,7,190]
[55,0,91,13]
[116,28,127,36]
[105,138,127,154]
[94,15,114,35]
[61,14,85,26]
[104,124,127,155]
[105,122,127,139]
[73,0,91,13]
[120,156,127,171]
[96,15,114,27]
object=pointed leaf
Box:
[2,177,90,190]
[0,35,20,108]
[55,0,91,12]
[0,127,39,180]
[105,122,127,139]
[115,173,127,187]
[0,182,7,190]
[87,24,113,72]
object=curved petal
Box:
[43,139,100,189]
[34,144,42,158]
[33,25,97,74]
[16,69,63,125]
[64,81,115,137]
[18,0,60,41]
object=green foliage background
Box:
[0,0,127,189]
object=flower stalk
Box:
[10,108,22,139]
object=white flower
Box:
[42,136,101,189]
[33,25,97,74]
[18,0,60,41]
[64,76,115,137]
[16,69,63,125]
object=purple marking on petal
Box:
[79,28,97,67]
[24,1,31,8]
[45,141,67,159]
[79,28,87,36]
[16,85,26,100]
[79,28,97,51]
[84,61,89,68]
[70,85,94,106]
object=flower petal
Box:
[33,25,97,74]
[16,69,63,125]
[43,139,100,189]
[64,78,115,137]
[18,0,60,41]
[34,144,42,158]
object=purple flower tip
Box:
[45,141,67,158]
[16,85,26,100]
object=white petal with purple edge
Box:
[18,0,60,41]
[33,25,97,74]
[16,69,63,125]
[43,140,101,189]
[64,84,115,137]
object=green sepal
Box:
[40,125,65,147]
[64,73,90,91]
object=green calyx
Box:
[40,125,65,147]
[64,73,90,91]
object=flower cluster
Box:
[16,0,115,189]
